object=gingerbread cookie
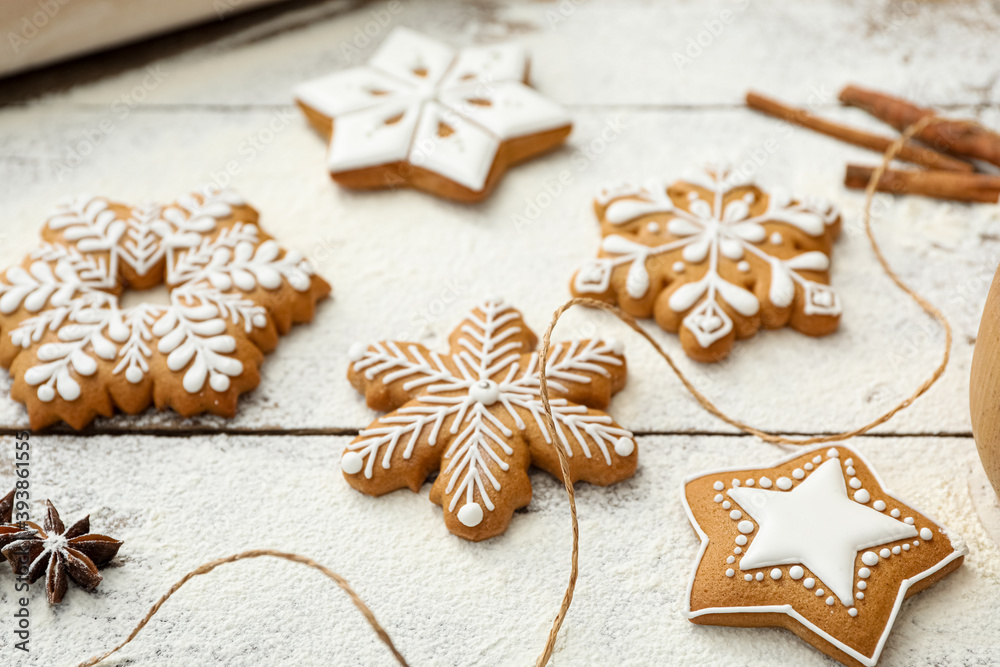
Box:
[294,27,572,203]
[682,447,965,667]
[571,168,842,362]
[0,187,330,429]
[343,298,636,541]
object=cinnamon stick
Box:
[840,85,1000,168]
[844,164,1000,203]
[746,91,973,172]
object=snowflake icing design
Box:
[0,187,329,429]
[343,299,636,540]
[294,27,571,198]
[572,169,842,362]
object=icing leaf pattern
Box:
[343,299,637,540]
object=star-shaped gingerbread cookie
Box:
[682,447,965,667]
[343,298,636,541]
[295,27,572,203]
[571,168,842,362]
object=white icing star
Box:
[294,28,570,192]
[728,459,917,606]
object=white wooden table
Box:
[1,0,1000,664]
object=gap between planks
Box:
[0,427,974,439]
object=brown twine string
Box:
[76,117,949,667]
[74,550,408,667]
[529,115,951,664]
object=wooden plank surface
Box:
[0,434,994,665]
[1,0,999,664]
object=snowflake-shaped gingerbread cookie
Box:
[295,27,572,203]
[683,447,965,667]
[343,299,636,541]
[571,169,842,362]
[0,188,330,429]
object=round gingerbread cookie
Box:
[0,187,330,429]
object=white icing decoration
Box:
[770,568,782,580]
[879,548,891,558]
[744,574,753,582]
[759,477,772,489]
[735,535,748,546]
[857,581,867,590]
[683,447,965,667]
[891,509,901,518]
[854,490,871,503]
[294,28,570,193]
[348,342,368,362]
[920,527,933,540]
[812,455,822,464]
[727,556,735,564]
[891,547,900,555]
[849,477,862,489]
[804,463,813,471]
[776,477,793,490]
[849,608,858,617]
[737,521,754,534]
[755,572,764,581]
[846,466,856,476]
[714,494,723,503]
[862,551,879,566]
[457,502,484,527]
[826,596,835,606]
[341,451,364,475]
[6,188,315,401]
[614,437,635,457]
[789,566,804,580]
[575,170,840,349]
[746,478,755,486]
[904,517,915,525]
[902,544,910,551]
[727,458,917,606]
[734,547,742,555]
[792,468,805,480]
[859,568,871,578]
[815,588,824,597]
[722,501,731,510]
[344,300,632,523]
[714,481,725,491]
[726,569,734,577]
[730,510,742,520]
[873,500,886,511]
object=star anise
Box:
[0,498,123,604]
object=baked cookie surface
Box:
[295,27,572,202]
[682,446,965,667]
[343,298,636,541]
[572,169,842,362]
[0,187,330,429]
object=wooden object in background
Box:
[971,262,1000,502]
